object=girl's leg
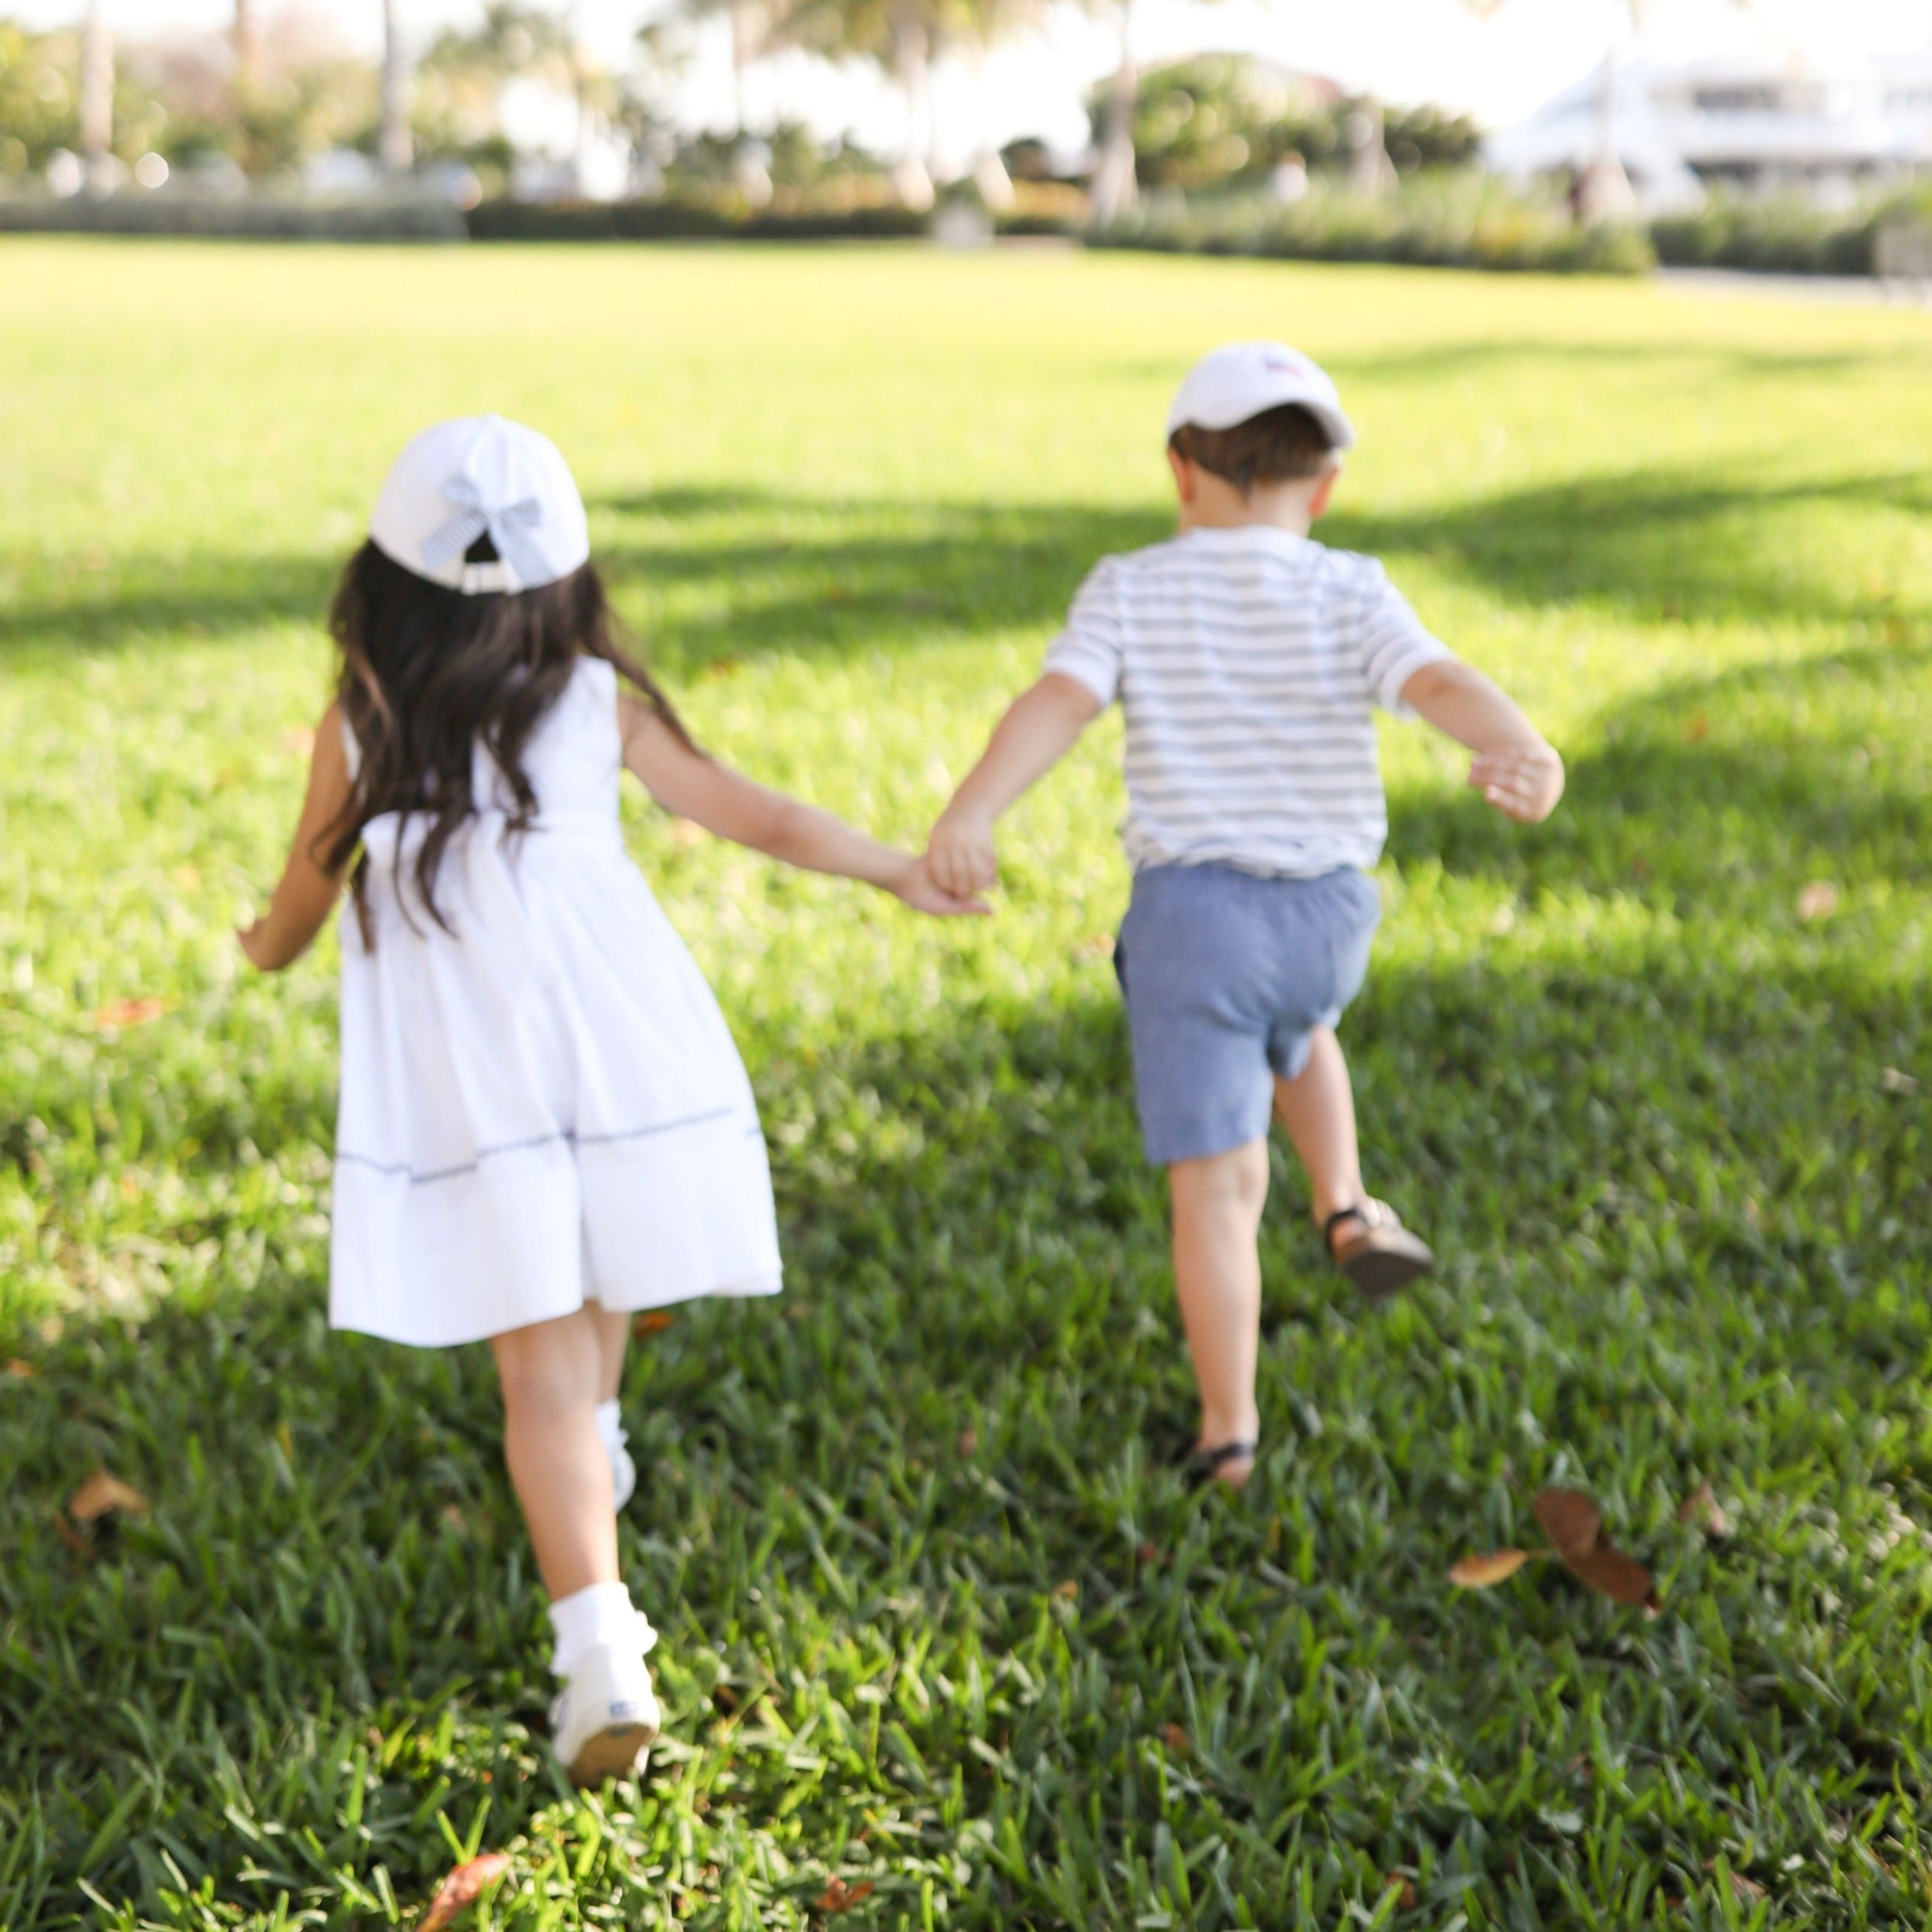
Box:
[491,1308,616,1601]
[1271,1026,1365,1229]
[587,1301,630,1405]
[1168,1136,1271,1484]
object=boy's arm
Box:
[925,672,1104,897]
[1399,660,1564,825]
[618,696,985,916]
[237,702,353,970]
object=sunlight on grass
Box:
[3,239,1932,1928]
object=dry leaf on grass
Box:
[92,997,172,1030]
[1678,1481,1730,1538]
[69,1469,148,1523]
[633,1310,676,1337]
[1051,1578,1079,1601]
[1707,1862,1765,1902]
[956,1428,978,1457]
[814,1877,874,1913]
[419,1852,511,1932]
[1449,1548,1534,1589]
[1533,1487,1658,1612]
[1384,1873,1418,1910]
[1532,1487,1603,1559]
[5,1359,33,1379]
[1797,880,1839,922]
[1160,1723,1191,1756]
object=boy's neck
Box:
[1176,476,1324,539]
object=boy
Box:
[924,341,1563,1487]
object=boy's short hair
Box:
[1168,403,1335,494]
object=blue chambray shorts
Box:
[1114,862,1381,1167]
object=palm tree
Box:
[77,0,113,193]
[379,0,413,174]
[232,0,262,93]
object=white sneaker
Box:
[608,1438,636,1513]
[549,1619,661,1786]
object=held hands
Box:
[1469,741,1564,825]
[923,803,999,901]
[889,850,990,918]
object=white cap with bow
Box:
[368,414,592,595]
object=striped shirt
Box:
[1044,526,1456,879]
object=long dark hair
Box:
[320,538,695,942]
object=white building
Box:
[1487,48,1932,212]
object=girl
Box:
[239,416,979,1785]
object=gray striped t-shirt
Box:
[1043,525,1456,879]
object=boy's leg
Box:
[491,1307,617,1601]
[1271,1025,1364,1228]
[1168,1136,1271,1483]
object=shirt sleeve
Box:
[1355,559,1457,716]
[1041,558,1123,708]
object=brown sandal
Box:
[1324,1200,1434,1299]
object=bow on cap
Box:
[369,414,592,596]
[419,476,552,594]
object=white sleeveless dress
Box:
[329,656,783,1347]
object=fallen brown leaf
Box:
[92,997,172,1030]
[1707,1862,1764,1903]
[1160,1723,1190,1756]
[419,1851,511,1932]
[1449,1547,1534,1589]
[1384,1873,1418,1910]
[1565,1541,1659,1610]
[1678,1481,1730,1538]
[69,1469,148,1523]
[633,1309,676,1337]
[956,1428,978,1457]
[1533,1486,1657,1610]
[1797,880,1839,922]
[1051,1578,1079,1601]
[1135,1539,1161,1568]
[814,1877,874,1914]
[4,1359,32,1379]
[1532,1488,1603,1560]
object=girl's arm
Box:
[923,674,1102,897]
[237,704,353,970]
[1400,659,1564,825]
[617,696,985,916]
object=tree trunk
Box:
[379,0,414,175]
[232,0,262,93]
[1089,0,1136,225]
[77,2,114,194]
[1346,99,1393,194]
[887,11,935,210]
[729,2,759,137]
[1579,36,1635,218]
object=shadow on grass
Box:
[5,460,1925,667]
[8,904,1932,1924]
[1387,636,1932,905]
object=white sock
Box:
[547,1580,638,1679]
[593,1399,627,1458]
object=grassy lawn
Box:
[4,237,1932,1930]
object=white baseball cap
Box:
[368,414,592,595]
[1166,341,1355,452]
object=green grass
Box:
[4,238,1932,1930]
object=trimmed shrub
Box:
[1093,177,1654,276]
[463,198,928,243]
[0,193,465,240]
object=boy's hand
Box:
[891,851,990,918]
[925,806,999,899]
[1469,743,1564,824]
[236,918,281,971]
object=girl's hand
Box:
[891,851,990,917]
[1469,743,1564,824]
